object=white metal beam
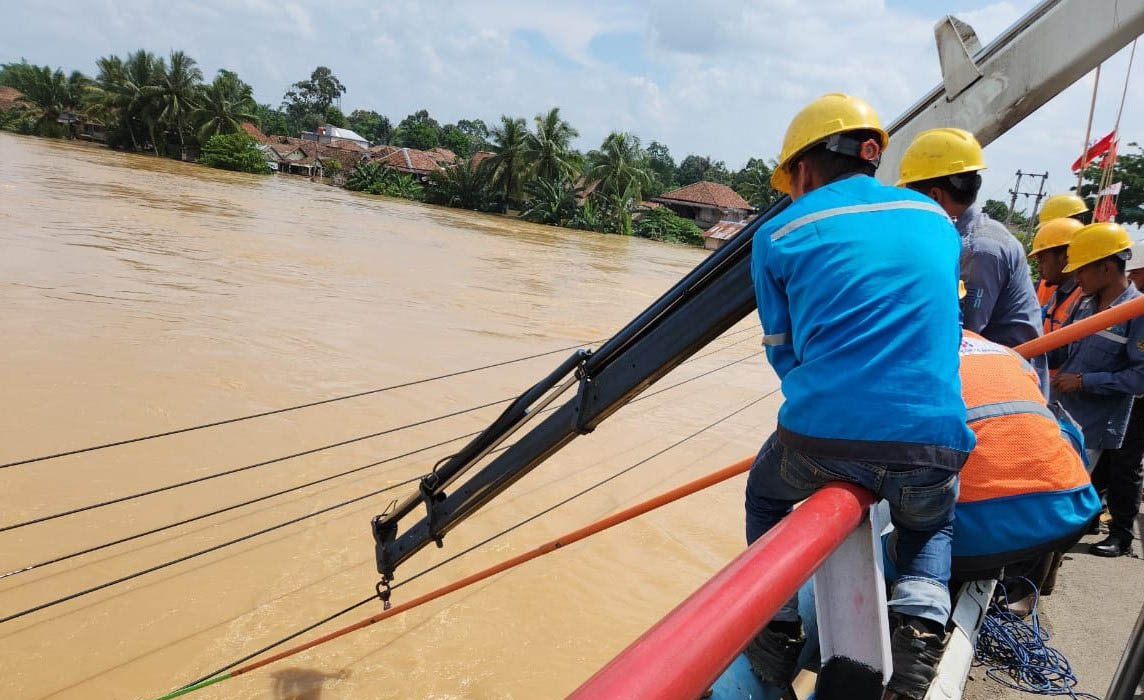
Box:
[879,0,1144,185]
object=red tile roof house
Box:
[651,181,755,228]
[372,147,442,178]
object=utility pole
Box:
[1027,171,1049,224]
[1005,170,1024,227]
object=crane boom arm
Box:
[372,0,1144,583]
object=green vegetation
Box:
[199,132,271,174]
[345,160,423,200]
[1,53,790,247]
[633,207,705,246]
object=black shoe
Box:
[886,615,945,700]
[744,619,805,686]
[1090,533,1132,557]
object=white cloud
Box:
[1,0,1140,212]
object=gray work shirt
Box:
[1050,285,1144,449]
[956,205,1048,390]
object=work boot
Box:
[1090,532,1132,557]
[886,615,945,700]
[744,619,805,687]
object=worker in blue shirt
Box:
[1049,223,1144,557]
[746,94,974,700]
[897,129,1047,388]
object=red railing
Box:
[567,482,875,700]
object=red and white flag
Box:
[1094,195,1118,222]
[1098,182,1123,197]
[1071,131,1116,171]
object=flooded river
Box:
[0,132,777,700]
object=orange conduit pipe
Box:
[152,456,757,700]
[1014,294,1144,359]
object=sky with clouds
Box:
[1,0,1140,218]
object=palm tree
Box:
[0,62,86,136]
[87,50,163,152]
[346,160,386,192]
[735,160,779,210]
[144,50,203,157]
[426,156,502,211]
[521,176,580,226]
[524,107,579,182]
[485,115,529,207]
[193,70,258,143]
[585,132,652,204]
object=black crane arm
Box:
[371,198,786,582]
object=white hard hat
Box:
[1129,242,1144,272]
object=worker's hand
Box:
[1051,373,1084,394]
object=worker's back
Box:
[752,174,974,464]
[953,331,1098,574]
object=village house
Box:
[651,181,755,228]
[372,147,442,178]
[302,124,369,150]
[701,217,757,251]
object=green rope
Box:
[151,673,231,700]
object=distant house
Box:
[302,124,370,150]
[56,112,107,143]
[240,122,271,143]
[370,144,399,158]
[425,147,457,165]
[373,147,442,178]
[469,151,495,170]
[703,217,756,251]
[652,181,754,228]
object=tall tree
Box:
[347,109,392,145]
[282,66,346,133]
[192,69,258,143]
[645,140,677,196]
[733,158,779,210]
[0,61,87,137]
[586,131,652,203]
[255,103,289,137]
[393,109,440,150]
[486,115,529,206]
[524,106,579,182]
[144,50,203,156]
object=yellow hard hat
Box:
[896,128,985,186]
[772,93,889,194]
[1062,222,1134,273]
[1028,217,1084,257]
[1039,193,1089,223]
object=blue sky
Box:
[1,0,1140,219]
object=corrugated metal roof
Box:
[324,126,367,142]
[704,220,749,241]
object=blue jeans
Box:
[745,433,960,625]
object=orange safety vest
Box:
[952,331,1099,573]
[1043,283,1084,335]
[958,331,1088,503]
[1036,279,1054,307]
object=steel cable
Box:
[0,350,766,620]
[0,349,763,580]
[175,391,775,690]
[0,340,609,470]
[0,331,760,534]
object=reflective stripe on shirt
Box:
[965,400,1057,423]
[770,200,949,241]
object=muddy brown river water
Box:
[0,132,779,699]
